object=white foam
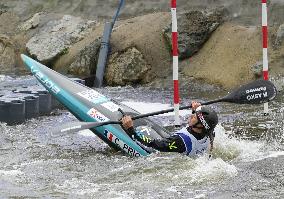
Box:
[78,129,96,137]
[213,124,265,161]
[212,124,284,163]
[0,169,23,176]
[55,178,100,195]
[138,154,238,186]
[266,151,284,158]
[253,151,284,161]
[55,178,135,198]
[13,159,65,169]
[0,75,5,82]
[189,157,238,184]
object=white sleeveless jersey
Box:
[174,127,209,156]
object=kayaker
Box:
[121,101,218,156]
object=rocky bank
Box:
[0,0,284,90]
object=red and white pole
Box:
[171,0,180,126]
[262,0,269,114]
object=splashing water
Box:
[0,82,284,198]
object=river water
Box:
[0,76,284,198]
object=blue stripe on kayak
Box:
[21,54,149,157]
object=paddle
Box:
[51,79,277,137]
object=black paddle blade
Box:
[223,79,277,104]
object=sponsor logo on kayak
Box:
[101,102,120,112]
[104,129,141,157]
[87,108,109,122]
[77,90,108,104]
[30,65,60,94]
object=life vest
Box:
[174,127,209,156]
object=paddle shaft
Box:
[131,98,223,120]
[57,98,223,133]
[55,79,277,134]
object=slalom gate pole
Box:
[262,0,269,114]
[171,0,180,126]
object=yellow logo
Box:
[169,141,177,150]
[142,135,151,143]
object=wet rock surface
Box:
[26,15,96,64]
[163,8,227,60]
[0,0,284,88]
[67,38,101,77]
[105,47,150,86]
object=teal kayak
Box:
[21,54,170,157]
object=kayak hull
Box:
[21,54,170,157]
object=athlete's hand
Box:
[121,115,134,129]
[191,101,201,111]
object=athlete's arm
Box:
[147,134,186,153]
[122,116,186,153]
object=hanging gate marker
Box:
[171,0,180,126]
[262,0,269,115]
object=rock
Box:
[0,9,7,15]
[26,15,96,64]
[20,12,41,31]
[68,38,101,77]
[0,12,20,35]
[275,24,284,47]
[163,7,227,60]
[250,61,263,78]
[182,23,261,89]
[105,47,150,86]
[0,35,16,74]
[0,3,8,15]
[1,0,284,26]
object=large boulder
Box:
[275,24,284,47]
[105,47,150,86]
[68,38,101,77]
[163,7,227,60]
[0,35,16,74]
[26,15,96,65]
[19,12,40,31]
[181,23,262,88]
[1,0,284,26]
